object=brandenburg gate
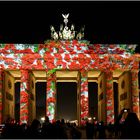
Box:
[0,14,140,125]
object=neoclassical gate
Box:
[0,14,140,125]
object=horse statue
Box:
[50,25,58,40]
[76,25,85,40]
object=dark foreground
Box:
[1,112,140,139]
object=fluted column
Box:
[80,71,89,125]
[46,73,56,123]
[20,70,29,124]
[105,71,114,124]
[0,70,3,124]
[77,71,81,126]
[131,70,139,118]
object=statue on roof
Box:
[70,24,75,40]
[62,13,69,27]
[59,24,63,40]
[50,13,85,40]
[50,25,58,40]
[76,25,85,40]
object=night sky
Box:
[0,1,140,48]
[2,1,140,121]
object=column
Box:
[20,70,29,124]
[0,70,3,124]
[105,71,114,124]
[80,71,89,125]
[46,72,56,123]
[131,70,139,118]
[77,71,81,126]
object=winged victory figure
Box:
[62,13,69,26]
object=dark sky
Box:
[0,1,140,53]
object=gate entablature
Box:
[0,43,139,71]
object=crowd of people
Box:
[1,116,81,139]
[1,110,140,139]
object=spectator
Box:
[98,121,106,139]
[26,119,41,138]
[121,112,140,139]
[86,120,94,139]
[41,116,54,138]
[70,123,81,139]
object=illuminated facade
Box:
[0,14,140,125]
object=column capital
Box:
[131,69,139,73]
[79,70,88,80]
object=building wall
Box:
[118,71,131,114]
[29,72,36,124]
[3,71,15,121]
[98,72,106,122]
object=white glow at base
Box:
[41,117,45,121]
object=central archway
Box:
[56,82,77,121]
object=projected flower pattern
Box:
[131,69,139,117]
[106,71,114,124]
[46,73,56,122]
[0,41,140,124]
[80,71,89,125]
[0,70,3,124]
[20,70,29,124]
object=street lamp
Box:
[41,117,45,122]
[88,117,92,121]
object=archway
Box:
[15,82,20,123]
[36,82,46,121]
[56,82,77,121]
[113,82,118,122]
[88,82,98,120]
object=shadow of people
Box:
[97,121,106,139]
[1,117,16,138]
[70,123,82,139]
[41,116,54,138]
[86,120,94,139]
[121,112,140,139]
[114,109,124,138]
[26,119,41,139]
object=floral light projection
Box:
[105,71,114,124]
[46,73,56,123]
[0,41,140,124]
[0,70,3,124]
[80,71,89,125]
[0,42,139,71]
[131,70,139,118]
[20,70,29,124]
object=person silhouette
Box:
[86,120,94,139]
[121,112,140,139]
[26,119,41,138]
